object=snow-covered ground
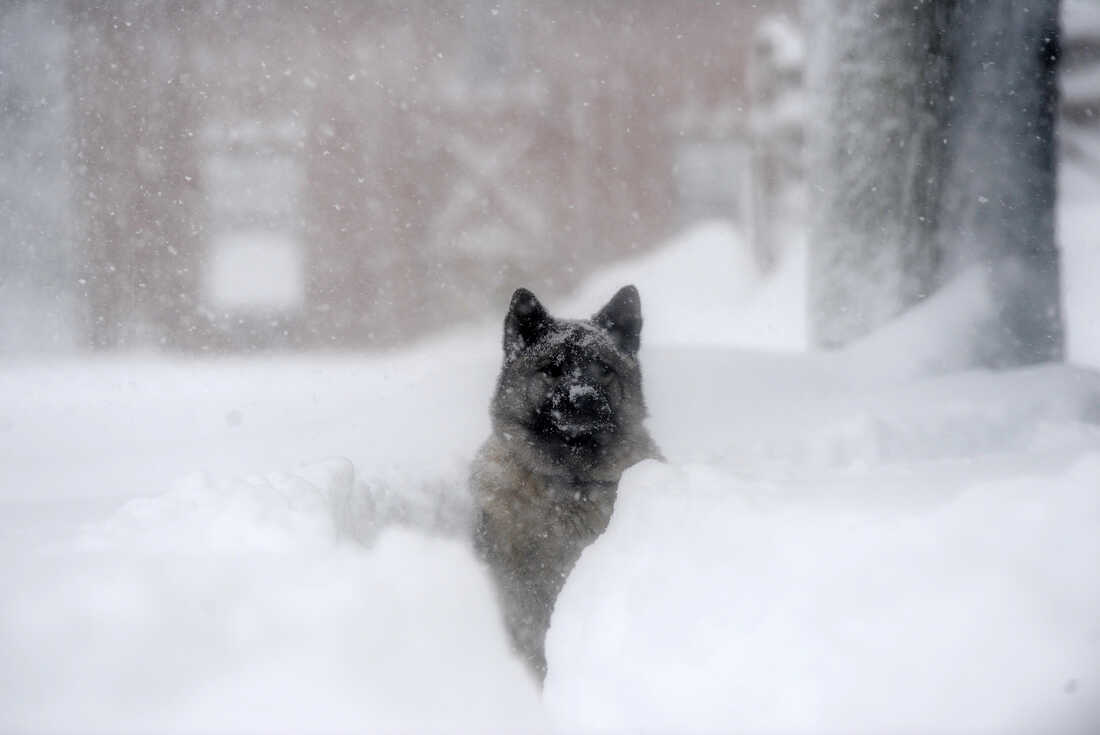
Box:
[3,210,1100,733]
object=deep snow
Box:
[548,363,1100,733]
[2,213,1100,732]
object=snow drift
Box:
[3,221,1100,733]
[547,450,1100,735]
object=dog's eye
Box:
[539,363,562,379]
[587,361,614,381]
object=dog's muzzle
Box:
[548,381,614,436]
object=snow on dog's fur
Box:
[470,285,660,682]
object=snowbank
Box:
[2,462,546,734]
[546,453,1100,734]
[0,340,497,505]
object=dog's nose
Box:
[566,382,599,411]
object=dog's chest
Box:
[507,470,615,541]
[478,453,614,548]
[541,474,617,533]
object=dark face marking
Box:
[525,338,622,443]
[492,286,648,475]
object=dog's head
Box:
[491,285,648,476]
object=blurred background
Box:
[1,0,806,353]
[0,0,1097,358]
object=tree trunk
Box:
[806,0,952,349]
[806,0,1063,366]
[938,0,1063,366]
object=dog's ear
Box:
[504,288,551,360]
[593,285,642,354]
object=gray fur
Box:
[471,285,660,682]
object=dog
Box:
[471,285,660,682]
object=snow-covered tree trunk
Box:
[806,0,1064,366]
[805,0,951,349]
[937,0,1063,366]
